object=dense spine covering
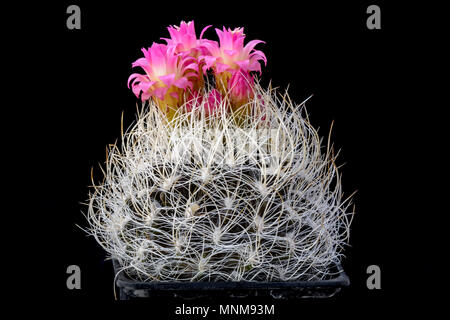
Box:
[86,84,354,282]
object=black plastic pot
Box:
[112,259,350,300]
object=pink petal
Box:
[132,57,148,68]
[183,62,199,72]
[153,87,168,100]
[141,47,150,59]
[200,40,220,56]
[235,60,250,71]
[160,37,171,45]
[141,91,151,101]
[199,25,212,39]
[250,49,267,65]
[215,28,225,47]
[131,83,142,97]
[173,77,192,90]
[184,72,198,78]
[127,73,140,88]
[243,40,265,55]
[223,49,237,57]
[131,57,152,74]
[248,60,262,74]
[200,55,218,72]
[159,74,176,87]
[149,43,168,70]
[216,62,230,74]
[139,80,154,93]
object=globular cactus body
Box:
[87,85,353,282]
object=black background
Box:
[11,0,446,316]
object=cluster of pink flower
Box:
[127,21,266,120]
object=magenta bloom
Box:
[200,27,266,108]
[201,27,266,75]
[126,21,268,120]
[162,20,212,57]
[127,43,198,102]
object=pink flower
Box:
[161,20,214,92]
[162,20,212,58]
[185,89,223,115]
[127,43,201,120]
[127,43,199,101]
[200,27,266,109]
[201,27,266,76]
[127,21,268,121]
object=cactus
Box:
[86,83,354,282]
